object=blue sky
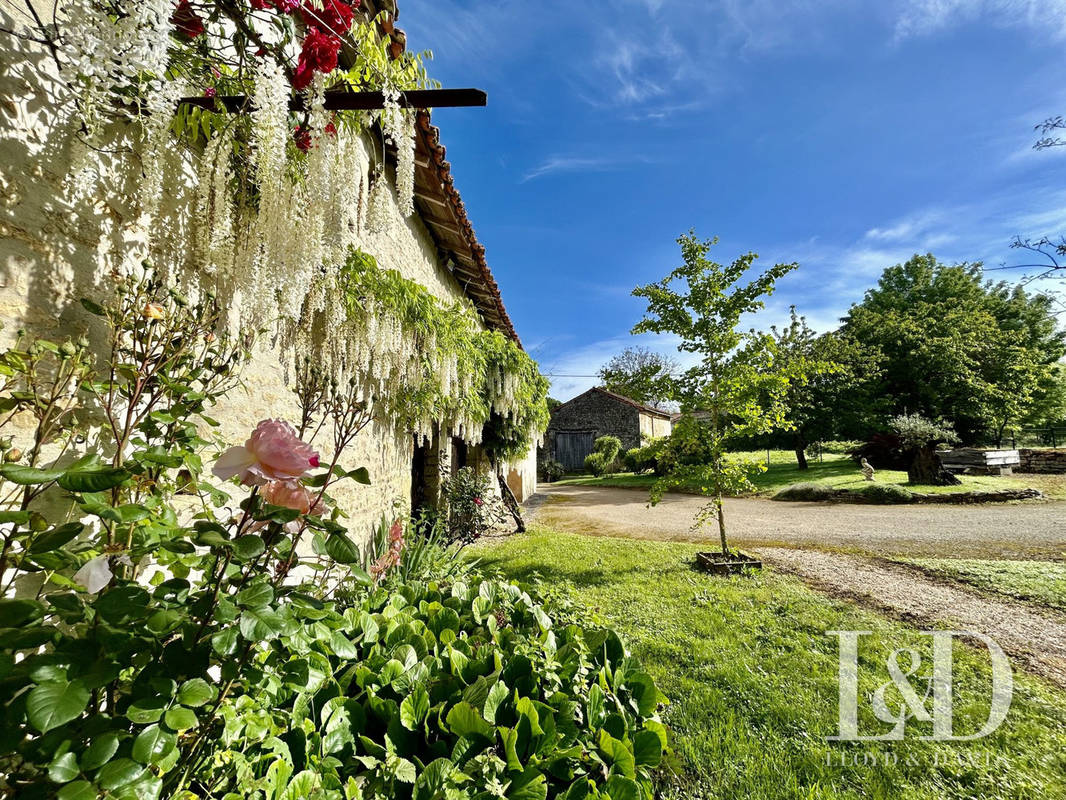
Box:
[402,0,1066,401]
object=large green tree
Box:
[632,232,800,556]
[597,346,678,409]
[769,309,883,468]
[841,254,1064,444]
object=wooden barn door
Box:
[556,432,595,470]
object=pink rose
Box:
[262,480,314,514]
[213,419,320,486]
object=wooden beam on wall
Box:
[178,88,487,113]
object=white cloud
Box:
[521,157,617,182]
[894,0,1066,40]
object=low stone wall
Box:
[1018,449,1066,474]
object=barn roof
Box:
[556,387,674,420]
[363,0,519,344]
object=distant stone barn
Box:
[544,388,673,470]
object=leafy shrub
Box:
[624,439,667,475]
[859,483,914,504]
[772,482,839,502]
[540,459,566,483]
[442,466,507,545]
[890,413,959,450]
[815,440,862,455]
[584,451,609,476]
[592,435,622,463]
[585,436,623,477]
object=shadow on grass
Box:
[475,553,678,590]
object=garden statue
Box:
[860,457,875,481]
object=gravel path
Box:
[530,484,1066,685]
[533,484,1066,559]
[759,548,1066,687]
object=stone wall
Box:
[1018,449,1066,474]
[545,390,642,459]
[0,10,535,540]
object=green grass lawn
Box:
[473,528,1066,800]
[554,451,1066,500]
[894,558,1066,612]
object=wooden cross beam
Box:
[177,88,487,113]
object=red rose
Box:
[203,87,217,98]
[252,0,300,11]
[293,27,341,89]
[171,0,205,38]
[301,0,354,35]
[293,126,312,152]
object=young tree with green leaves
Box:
[632,232,801,557]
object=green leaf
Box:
[239,608,282,641]
[280,770,322,800]
[57,455,129,493]
[235,581,274,609]
[26,679,90,733]
[484,680,509,725]
[211,626,238,656]
[232,534,265,560]
[446,701,494,740]
[133,724,176,765]
[0,510,30,524]
[604,776,640,800]
[126,696,167,725]
[177,678,214,708]
[78,500,147,525]
[29,522,84,554]
[0,598,44,627]
[348,466,371,485]
[163,706,197,731]
[0,464,65,485]
[633,729,663,768]
[325,532,361,565]
[597,730,636,780]
[58,781,96,800]
[79,297,107,316]
[507,767,547,800]
[81,732,120,771]
[49,751,80,783]
[96,758,144,791]
[400,686,430,731]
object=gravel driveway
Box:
[531,484,1066,685]
[533,484,1066,559]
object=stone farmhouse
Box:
[544,388,673,470]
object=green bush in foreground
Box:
[0,276,666,799]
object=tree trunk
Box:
[496,469,525,533]
[794,443,808,471]
[906,445,961,486]
[716,493,729,557]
